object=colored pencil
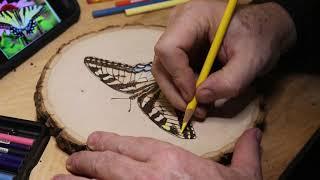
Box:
[87,0,110,4]
[0,126,40,137]
[0,153,23,163]
[0,139,31,151]
[0,133,34,146]
[180,0,238,133]
[0,147,27,157]
[115,0,148,7]
[92,0,167,17]
[125,0,189,16]
[0,160,21,172]
[0,171,15,180]
[0,153,23,171]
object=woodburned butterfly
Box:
[84,56,196,139]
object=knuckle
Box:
[101,150,115,161]
[154,40,164,56]
[223,77,241,97]
[154,35,178,61]
[139,137,171,147]
[92,154,106,175]
[158,147,181,162]
[117,141,130,154]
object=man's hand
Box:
[152,0,296,118]
[53,128,262,180]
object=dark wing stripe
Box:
[102,77,117,84]
[137,85,196,139]
[85,56,134,73]
[0,22,12,30]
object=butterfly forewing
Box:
[0,5,44,30]
[84,56,196,139]
[84,56,154,95]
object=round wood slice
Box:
[35,25,264,161]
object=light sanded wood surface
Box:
[0,1,319,180]
[35,24,262,159]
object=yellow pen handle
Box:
[186,0,238,111]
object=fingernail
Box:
[66,158,72,170]
[255,128,262,142]
[87,133,99,150]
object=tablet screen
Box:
[0,0,61,59]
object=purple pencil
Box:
[0,153,24,163]
[0,154,23,171]
[0,139,31,151]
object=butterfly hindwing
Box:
[84,56,197,139]
[137,84,196,139]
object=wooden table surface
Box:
[0,1,319,180]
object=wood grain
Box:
[261,73,320,179]
[0,1,319,180]
[29,137,70,180]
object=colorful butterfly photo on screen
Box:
[84,56,197,140]
[0,0,60,58]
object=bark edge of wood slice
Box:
[34,24,265,163]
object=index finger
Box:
[86,131,173,162]
[154,6,201,101]
[66,150,145,180]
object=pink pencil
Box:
[115,0,148,6]
[0,133,34,146]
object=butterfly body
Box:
[84,56,196,139]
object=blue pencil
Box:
[92,0,167,17]
[0,172,15,180]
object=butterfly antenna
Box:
[129,99,132,112]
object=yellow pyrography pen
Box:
[181,0,238,133]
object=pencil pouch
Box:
[0,115,50,180]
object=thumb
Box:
[231,128,262,179]
[196,51,258,104]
